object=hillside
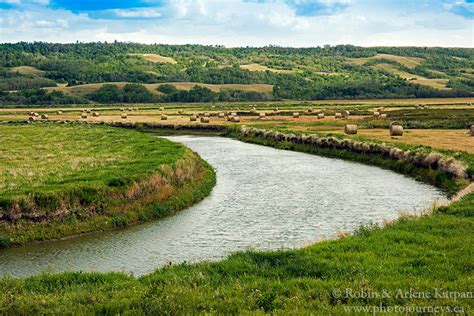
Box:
[0,43,472,105]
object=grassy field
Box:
[348,53,424,68]
[0,100,473,313]
[0,124,215,247]
[239,63,295,74]
[0,190,472,314]
[8,66,45,76]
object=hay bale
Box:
[56,110,62,115]
[204,112,210,117]
[40,114,49,119]
[373,111,380,117]
[344,124,357,135]
[28,116,36,121]
[231,112,237,117]
[161,115,168,120]
[34,112,39,117]
[307,108,314,113]
[121,113,128,119]
[218,112,225,118]
[318,113,325,119]
[160,107,165,111]
[28,111,34,116]
[230,116,240,123]
[81,113,87,119]
[390,125,404,136]
[120,108,125,111]
[293,112,300,118]
[342,110,350,117]
[86,109,91,113]
[128,107,133,111]
[200,117,210,123]
[470,125,474,136]
[380,113,387,118]
[190,115,197,122]
[389,121,401,128]
[335,112,342,119]
[93,112,100,117]
[178,110,183,114]
[259,113,266,118]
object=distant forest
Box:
[0,42,472,105]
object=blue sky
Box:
[0,0,472,46]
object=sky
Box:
[0,0,472,47]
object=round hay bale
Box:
[200,117,210,123]
[128,107,133,112]
[178,110,183,114]
[218,112,225,118]
[34,112,39,117]
[259,113,266,118]
[161,115,168,120]
[121,113,128,119]
[344,124,357,135]
[231,112,237,117]
[160,107,165,111]
[318,113,325,119]
[231,116,240,123]
[93,112,100,117]
[204,112,210,117]
[28,116,36,121]
[373,111,380,117]
[380,113,387,118]
[390,125,404,136]
[57,110,62,115]
[293,112,300,118]
[389,121,401,128]
[28,111,34,116]
[307,108,314,113]
[470,125,474,136]
[190,115,197,122]
[81,113,87,119]
[335,112,342,119]
[86,109,91,113]
[120,108,125,111]
[41,114,49,119]
[342,110,350,117]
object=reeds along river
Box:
[0,136,444,277]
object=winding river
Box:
[0,136,444,277]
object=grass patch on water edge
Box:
[0,123,216,247]
[0,193,472,314]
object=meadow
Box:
[0,124,215,247]
[0,96,472,313]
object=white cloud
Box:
[0,0,472,47]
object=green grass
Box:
[0,123,216,247]
[0,193,472,314]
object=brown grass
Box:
[129,53,177,64]
[333,129,474,153]
[240,63,294,74]
[372,64,449,90]
[9,66,45,76]
[348,53,424,68]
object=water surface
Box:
[0,136,444,277]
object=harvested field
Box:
[372,64,450,89]
[331,129,474,153]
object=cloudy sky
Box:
[0,0,472,47]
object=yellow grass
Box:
[240,63,294,74]
[161,82,273,93]
[348,53,424,68]
[372,64,449,90]
[333,129,474,154]
[9,66,45,76]
[130,53,177,64]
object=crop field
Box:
[129,53,177,64]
